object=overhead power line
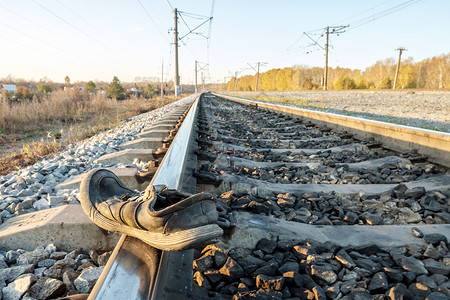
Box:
[0,2,124,61]
[56,0,128,54]
[347,0,423,31]
[0,33,111,77]
[178,15,213,41]
[137,0,170,44]
[287,0,423,60]
[334,0,392,25]
[0,21,116,73]
[31,0,109,50]
[303,31,325,51]
[165,0,174,11]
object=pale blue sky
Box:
[0,0,448,84]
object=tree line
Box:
[0,76,163,102]
[226,53,450,91]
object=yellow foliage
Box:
[226,53,450,91]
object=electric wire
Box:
[55,0,129,55]
[165,0,174,11]
[347,0,424,31]
[333,0,392,25]
[31,0,110,50]
[177,11,210,19]
[178,11,193,33]
[0,3,124,62]
[276,0,424,72]
[0,3,71,46]
[0,33,111,78]
[0,21,116,74]
[137,0,170,44]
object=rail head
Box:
[88,94,200,300]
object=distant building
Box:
[1,84,17,93]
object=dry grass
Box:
[0,89,115,133]
[0,137,63,175]
[249,95,310,107]
[0,91,176,175]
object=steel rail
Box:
[88,94,201,300]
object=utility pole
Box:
[323,26,329,91]
[195,61,208,93]
[256,62,261,91]
[201,72,205,91]
[321,25,348,91]
[195,60,198,93]
[393,47,406,90]
[161,60,164,98]
[247,62,267,91]
[174,8,180,97]
[234,71,238,92]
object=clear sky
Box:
[0,0,448,84]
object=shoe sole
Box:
[80,169,224,251]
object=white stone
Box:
[47,195,65,206]
[74,266,104,293]
[2,274,37,300]
[33,199,50,211]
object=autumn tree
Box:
[108,76,125,100]
[334,75,356,90]
[379,76,392,89]
[38,85,52,93]
[65,76,71,86]
[86,80,96,93]
[225,52,450,91]
[16,86,32,100]
[143,83,154,98]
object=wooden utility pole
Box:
[195,60,198,93]
[174,8,180,97]
[393,47,406,90]
[311,25,348,91]
[161,60,164,98]
[323,26,329,91]
[247,62,267,91]
[202,72,205,91]
[255,62,261,91]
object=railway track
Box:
[0,93,449,299]
[188,93,450,300]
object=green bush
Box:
[334,75,356,90]
[378,76,392,89]
[108,76,125,100]
[37,85,52,93]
